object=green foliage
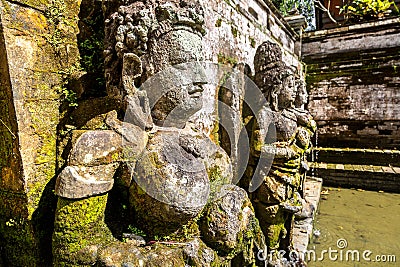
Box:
[79,15,105,77]
[59,87,78,107]
[127,225,147,237]
[79,36,103,73]
[57,63,82,107]
[273,0,316,30]
[340,0,399,20]
[181,224,193,240]
[78,9,106,92]
[44,0,71,50]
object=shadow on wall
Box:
[0,237,4,266]
[31,178,58,266]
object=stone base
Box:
[292,176,323,254]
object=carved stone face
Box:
[277,75,296,110]
[144,29,207,127]
[295,80,308,108]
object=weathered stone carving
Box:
[250,41,316,257]
[199,184,265,265]
[52,1,265,266]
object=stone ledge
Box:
[310,147,400,167]
[303,17,400,40]
[310,162,400,192]
[310,162,400,173]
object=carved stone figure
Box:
[249,41,316,257]
[52,1,265,266]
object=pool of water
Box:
[308,187,400,267]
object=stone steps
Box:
[309,147,400,167]
[309,162,400,193]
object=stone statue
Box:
[52,1,265,266]
[292,75,317,220]
[249,41,316,258]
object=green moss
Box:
[215,18,222,27]
[44,0,69,48]
[200,199,261,265]
[24,100,59,218]
[266,223,285,249]
[27,174,52,218]
[231,26,238,38]
[249,37,256,48]
[207,166,222,182]
[52,195,114,266]
[0,191,43,266]
[217,53,238,67]
[0,0,11,13]
[251,130,264,153]
[1,0,81,265]
[43,0,84,107]
[210,117,220,145]
[264,209,286,250]
[22,0,49,8]
[148,152,165,169]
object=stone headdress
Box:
[103,0,206,97]
[253,41,294,111]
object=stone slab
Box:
[293,176,323,254]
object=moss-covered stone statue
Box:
[52,1,265,266]
[248,41,316,261]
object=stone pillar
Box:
[0,1,81,265]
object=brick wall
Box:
[302,18,400,149]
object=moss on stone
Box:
[20,0,50,9]
[207,165,223,182]
[217,53,238,67]
[0,0,11,13]
[52,194,115,266]
[231,26,238,38]
[0,0,84,265]
[249,37,256,48]
[215,18,222,27]
[0,192,41,266]
[264,209,286,250]
[25,100,59,218]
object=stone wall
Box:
[302,18,400,149]
[202,0,301,72]
[194,0,303,136]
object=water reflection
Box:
[309,188,400,266]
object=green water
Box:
[308,188,400,267]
